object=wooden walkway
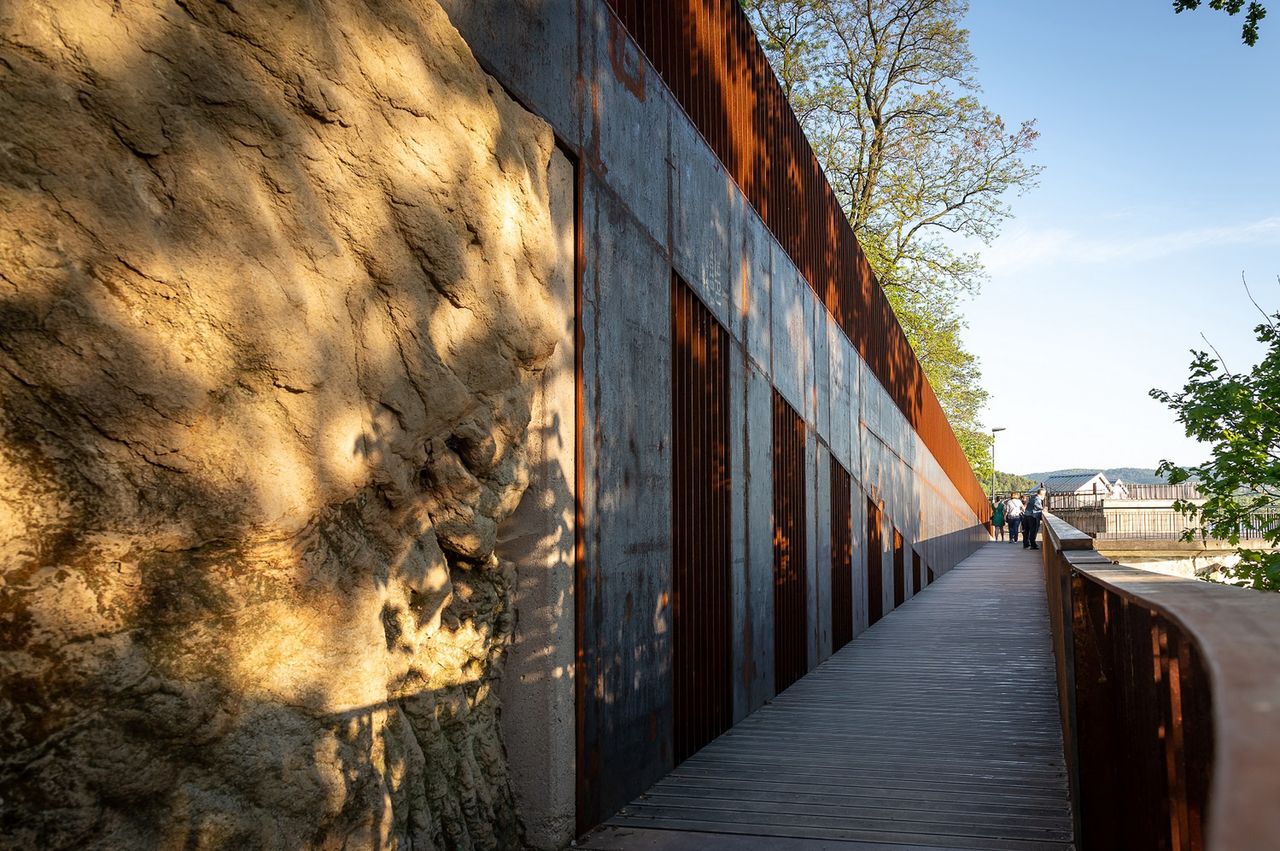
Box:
[581,542,1075,850]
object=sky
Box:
[953,1,1280,475]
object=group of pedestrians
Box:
[991,488,1046,550]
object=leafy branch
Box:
[1151,278,1280,590]
[1173,0,1267,46]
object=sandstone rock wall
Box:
[0,0,568,847]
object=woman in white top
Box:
[1003,493,1025,544]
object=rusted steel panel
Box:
[671,274,733,764]
[602,0,988,522]
[866,497,884,626]
[892,528,906,608]
[830,457,854,651]
[772,391,808,693]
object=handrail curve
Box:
[1042,512,1280,850]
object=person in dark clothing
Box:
[1023,487,1046,550]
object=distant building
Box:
[1041,472,1128,502]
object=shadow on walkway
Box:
[582,542,1074,850]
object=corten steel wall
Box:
[601,0,990,523]
[912,550,922,596]
[671,275,733,764]
[830,459,854,652]
[866,498,884,626]
[772,391,808,694]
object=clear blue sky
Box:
[955,1,1280,475]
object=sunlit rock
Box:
[0,0,564,847]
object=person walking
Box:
[992,498,1006,541]
[1004,492,1024,544]
[1023,487,1046,550]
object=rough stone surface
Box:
[0,1,566,848]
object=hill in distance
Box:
[1019,467,1169,485]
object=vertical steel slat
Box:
[772,391,807,694]
[830,457,853,651]
[893,528,905,608]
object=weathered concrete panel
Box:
[740,212,773,374]
[827,321,854,473]
[578,171,674,824]
[802,283,818,429]
[770,258,807,416]
[745,360,775,709]
[813,305,831,440]
[815,442,833,664]
[851,481,869,636]
[496,147,577,851]
[848,338,863,483]
[672,114,732,329]
[439,0,580,142]
[585,11,671,251]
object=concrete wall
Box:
[493,148,577,850]
[441,0,988,843]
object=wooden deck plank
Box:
[584,542,1075,850]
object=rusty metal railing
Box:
[602,0,989,522]
[1042,513,1280,850]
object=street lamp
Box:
[990,427,1006,500]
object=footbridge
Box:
[434,4,1280,849]
[576,521,1280,851]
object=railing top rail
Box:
[1044,512,1280,850]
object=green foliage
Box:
[1151,290,1280,590]
[1173,0,1267,45]
[741,0,1041,479]
[992,471,1038,496]
[958,428,993,492]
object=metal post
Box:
[991,427,1006,498]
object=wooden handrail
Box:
[1042,512,1280,850]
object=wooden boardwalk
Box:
[581,542,1075,850]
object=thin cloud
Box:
[985,216,1280,273]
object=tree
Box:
[1151,283,1280,590]
[993,471,1039,496]
[1173,0,1267,46]
[961,428,993,494]
[741,0,1040,477]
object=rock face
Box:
[0,1,567,847]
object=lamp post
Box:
[990,427,1006,499]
